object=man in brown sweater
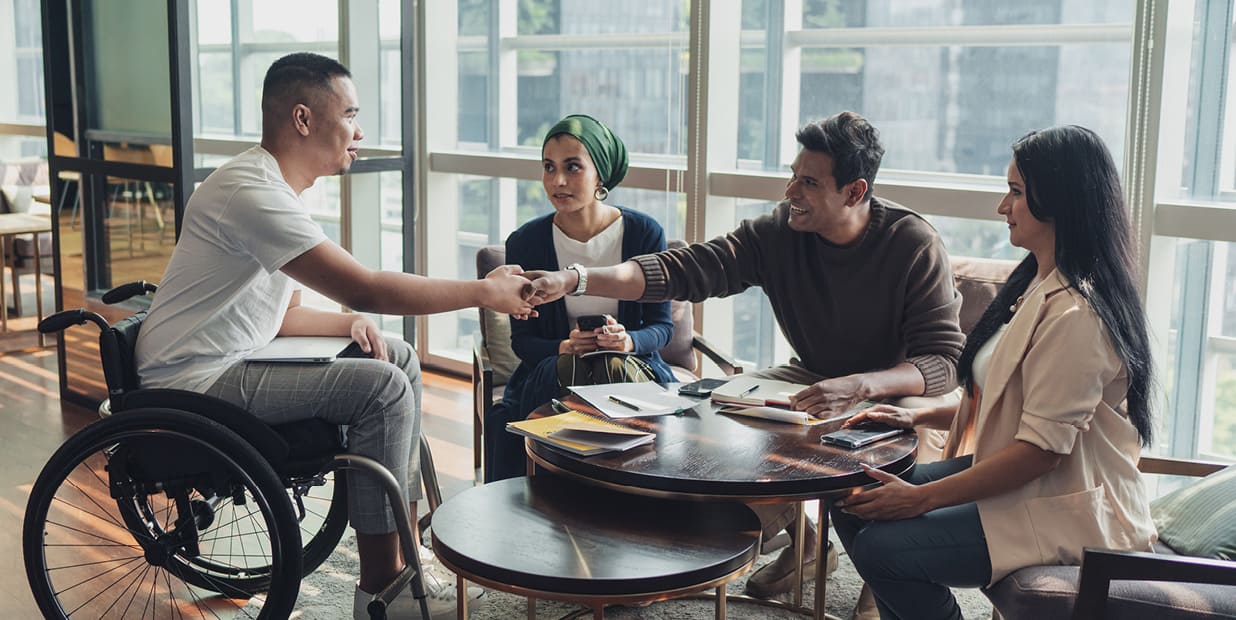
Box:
[526,110,964,599]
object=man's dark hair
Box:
[795,111,884,201]
[261,52,351,123]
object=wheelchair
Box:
[23,281,441,619]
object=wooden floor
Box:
[0,345,477,618]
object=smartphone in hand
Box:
[577,314,607,331]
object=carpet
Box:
[285,528,996,619]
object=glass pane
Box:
[460,1,689,153]
[516,49,687,155]
[194,0,232,45]
[926,214,1026,261]
[84,0,172,136]
[196,52,235,134]
[248,0,337,42]
[1208,352,1236,459]
[737,0,1132,171]
[796,43,1129,175]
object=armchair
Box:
[985,456,1236,619]
[470,241,743,476]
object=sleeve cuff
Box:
[634,254,669,302]
[908,354,957,396]
[1015,411,1083,455]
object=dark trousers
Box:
[830,456,992,620]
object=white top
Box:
[972,322,1009,391]
[553,215,623,326]
[136,146,328,392]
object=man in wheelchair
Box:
[134,53,534,619]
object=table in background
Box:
[0,212,52,345]
[526,395,918,620]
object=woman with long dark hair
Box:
[831,125,1157,619]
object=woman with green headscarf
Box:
[483,114,676,482]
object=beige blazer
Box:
[943,269,1156,584]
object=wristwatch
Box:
[565,263,588,296]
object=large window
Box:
[13,0,1233,460]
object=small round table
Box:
[526,396,918,620]
[431,475,762,619]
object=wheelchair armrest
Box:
[691,332,744,376]
[118,389,292,463]
[1072,548,1236,619]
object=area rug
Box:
[285,528,995,619]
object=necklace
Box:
[1009,278,1046,314]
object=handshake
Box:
[478,265,589,319]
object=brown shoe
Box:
[745,540,838,598]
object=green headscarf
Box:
[543,114,629,190]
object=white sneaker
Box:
[352,547,483,620]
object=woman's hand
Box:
[834,465,935,521]
[843,404,917,429]
[349,315,388,361]
[560,326,599,355]
[594,316,633,352]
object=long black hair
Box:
[957,126,1154,446]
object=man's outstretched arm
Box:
[282,240,535,316]
[527,261,648,304]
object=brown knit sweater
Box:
[634,198,964,396]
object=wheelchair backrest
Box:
[100,311,147,397]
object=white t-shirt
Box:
[136,146,328,392]
[972,322,1009,392]
[553,215,623,326]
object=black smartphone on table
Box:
[577,314,607,331]
[677,377,729,398]
[820,424,904,449]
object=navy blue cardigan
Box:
[504,207,675,386]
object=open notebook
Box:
[245,337,357,363]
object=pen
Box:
[738,384,760,398]
[550,398,571,413]
[608,395,642,411]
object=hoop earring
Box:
[594,186,609,201]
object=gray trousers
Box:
[831,456,991,620]
[206,336,422,535]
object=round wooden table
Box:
[526,395,919,620]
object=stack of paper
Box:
[506,411,655,456]
[710,377,806,407]
[568,382,700,418]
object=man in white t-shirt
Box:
[136,52,531,619]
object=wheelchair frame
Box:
[24,281,440,620]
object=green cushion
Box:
[1151,464,1236,561]
[480,308,520,386]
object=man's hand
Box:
[595,315,634,352]
[349,315,388,361]
[483,265,539,318]
[843,404,916,429]
[789,374,869,418]
[524,269,576,306]
[834,465,934,521]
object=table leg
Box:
[792,501,805,607]
[815,500,830,620]
[457,574,468,620]
[715,583,727,620]
[527,597,535,620]
[1,235,8,333]
[33,232,43,346]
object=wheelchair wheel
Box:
[24,409,302,619]
[293,469,349,577]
